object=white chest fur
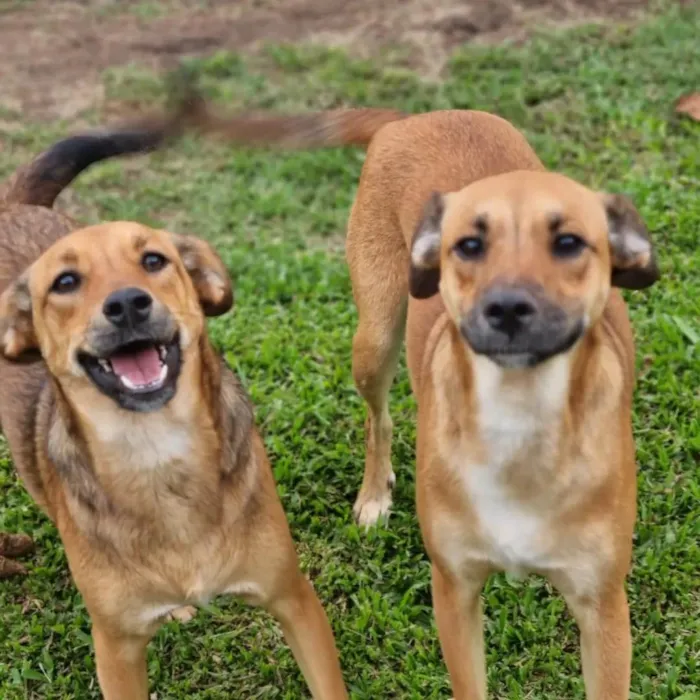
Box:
[439,355,573,577]
[461,466,550,575]
[87,404,194,470]
[472,353,570,470]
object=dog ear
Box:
[0,276,41,363]
[172,234,233,317]
[409,192,445,299]
[601,193,660,290]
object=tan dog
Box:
[0,117,185,578]
[0,131,347,698]
[177,101,659,697]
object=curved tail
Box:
[2,106,195,209]
[2,69,407,209]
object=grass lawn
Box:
[1,4,699,699]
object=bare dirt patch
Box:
[0,0,679,120]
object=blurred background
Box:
[0,0,685,120]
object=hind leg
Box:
[347,214,408,527]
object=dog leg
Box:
[563,585,631,700]
[347,219,408,527]
[266,571,348,699]
[432,564,488,700]
[166,605,197,623]
[92,623,150,700]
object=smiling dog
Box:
[172,97,659,697]
[0,131,347,698]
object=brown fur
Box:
[0,111,198,577]
[179,97,659,698]
[406,171,656,699]
[174,85,406,148]
[188,105,406,148]
[0,139,347,697]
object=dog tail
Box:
[2,102,197,209]
[175,76,407,150]
[183,104,407,149]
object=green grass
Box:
[1,4,699,698]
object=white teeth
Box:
[120,375,138,391]
[158,345,168,362]
[118,363,169,393]
[98,359,113,373]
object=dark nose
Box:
[481,287,538,337]
[103,287,153,328]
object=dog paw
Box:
[167,605,197,623]
[353,490,393,528]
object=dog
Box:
[0,126,348,698]
[173,97,659,697]
[0,115,185,578]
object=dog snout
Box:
[481,287,538,338]
[103,287,153,329]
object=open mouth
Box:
[78,335,181,412]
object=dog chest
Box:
[435,355,576,576]
[461,465,556,575]
[472,354,570,467]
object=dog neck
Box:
[44,335,252,530]
[435,321,605,488]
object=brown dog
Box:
[0,118,183,578]
[177,100,659,697]
[0,130,348,698]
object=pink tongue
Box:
[110,346,161,387]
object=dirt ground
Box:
[0,0,677,120]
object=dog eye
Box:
[454,236,485,260]
[552,234,586,258]
[50,271,81,294]
[142,252,169,273]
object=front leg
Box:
[92,622,151,700]
[432,564,489,700]
[266,571,348,699]
[563,584,631,700]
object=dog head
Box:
[0,222,232,412]
[409,171,659,369]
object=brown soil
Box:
[0,0,675,121]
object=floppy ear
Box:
[172,234,233,317]
[601,193,660,290]
[0,276,41,363]
[409,192,445,299]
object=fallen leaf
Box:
[675,92,700,120]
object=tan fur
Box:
[0,113,199,577]
[0,154,347,699]
[183,100,658,698]
[356,139,653,698]
[175,85,406,148]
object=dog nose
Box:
[103,287,153,328]
[481,287,537,337]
